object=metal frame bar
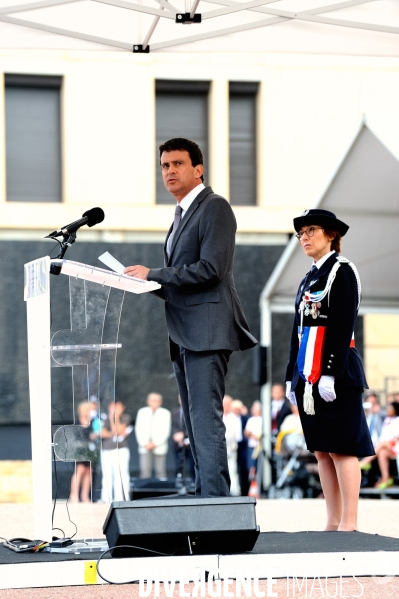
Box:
[0,0,397,52]
[199,0,281,18]
[151,0,398,51]
[296,14,399,35]
[141,0,179,48]
[93,0,175,20]
[203,0,382,22]
[189,0,201,19]
[0,0,80,16]
[156,0,177,12]
[200,0,374,18]
[151,15,287,49]
[203,0,298,19]
[0,14,133,49]
[142,6,163,49]
[142,15,160,49]
[197,0,372,21]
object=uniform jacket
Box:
[148,186,258,353]
[285,252,368,391]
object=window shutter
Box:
[5,75,62,203]
[156,81,209,205]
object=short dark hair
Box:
[159,137,204,182]
[323,228,342,254]
[390,401,399,417]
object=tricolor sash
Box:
[296,256,361,415]
[297,326,326,385]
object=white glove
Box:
[318,375,336,402]
[286,381,297,405]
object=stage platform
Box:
[1,531,399,589]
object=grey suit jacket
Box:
[148,186,258,353]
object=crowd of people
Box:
[67,383,308,503]
[361,392,399,489]
[67,385,399,503]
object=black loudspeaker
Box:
[103,496,260,557]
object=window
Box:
[155,80,210,204]
[5,74,62,202]
[229,82,258,206]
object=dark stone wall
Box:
[0,239,285,427]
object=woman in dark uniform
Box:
[285,209,374,532]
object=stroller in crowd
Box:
[268,406,320,499]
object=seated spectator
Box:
[363,393,384,449]
[275,405,305,456]
[359,401,399,489]
[135,393,171,479]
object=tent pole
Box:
[260,297,272,491]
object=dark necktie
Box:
[306,265,318,284]
[167,205,182,258]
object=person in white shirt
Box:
[223,395,241,496]
[244,400,263,476]
[135,393,171,479]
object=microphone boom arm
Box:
[49,230,77,276]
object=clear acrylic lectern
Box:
[24,257,160,542]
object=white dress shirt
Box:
[178,182,205,217]
[166,183,205,256]
[313,250,335,270]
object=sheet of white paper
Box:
[98,251,125,274]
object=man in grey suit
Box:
[124,138,257,496]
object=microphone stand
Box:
[49,231,77,275]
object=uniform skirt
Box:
[295,379,375,458]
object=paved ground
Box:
[2,498,399,540]
[0,498,398,598]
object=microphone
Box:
[45,207,104,238]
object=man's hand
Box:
[124,265,150,280]
[144,441,156,451]
[173,432,185,446]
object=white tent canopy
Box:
[0,0,398,54]
[261,123,399,320]
[259,123,399,487]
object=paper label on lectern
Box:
[24,257,50,301]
